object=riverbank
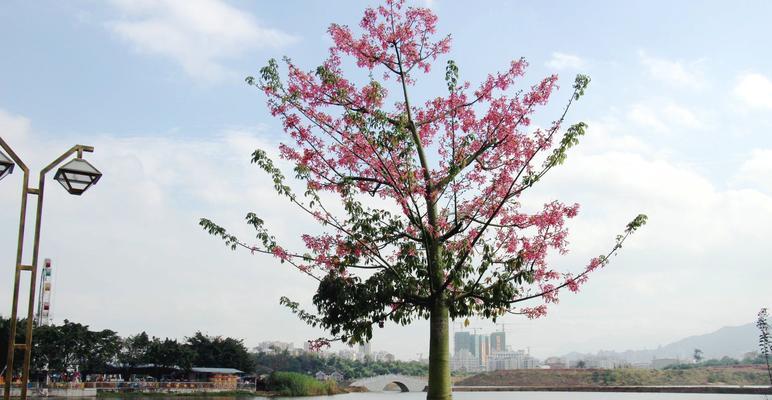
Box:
[95,373,349,398]
[453,385,772,395]
[8,388,97,398]
[458,366,771,387]
[97,390,257,397]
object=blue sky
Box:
[1,0,772,360]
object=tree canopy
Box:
[253,349,428,379]
[1,317,253,377]
[202,0,645,344]
[200,0,645,398]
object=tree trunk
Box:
[427,299,451,400]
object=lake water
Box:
[265,394,768,400]
[277,394,768,400]
[117,393,768,400]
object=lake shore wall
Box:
[453,385,772,394]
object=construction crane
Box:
[496,322,513,333]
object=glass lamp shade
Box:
[53,158,102,195]
[0,149,14,181]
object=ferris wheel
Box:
[35,258,53,326]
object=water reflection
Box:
[110,392,769,400]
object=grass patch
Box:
[268,371,343,396]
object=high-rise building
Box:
[454,331,496,371]
[452,349,482,373]
[471,334,490,366]
[453,331,472,355]
[254,341,294,354]
[488,349,539,371]
[453,330,525,371]
[490,331,506,353]
[357,343,372,361]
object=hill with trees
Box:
[564,323,758,364]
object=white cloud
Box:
[0,117,321,352]
[546,52,586,70]
[106,0,297,82]
[582,117,653,155]
[0,110,430,359]
[0,109,32,145]
[627,101,702,133]
[512,142,772,356]
[733,72,772,110]
[734,149,772,192]
[638,50,706,89]
[628,104,668,132]
[2,103,770,359]
[661,103,702,129]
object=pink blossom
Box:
[250,0,615,327]
[522,305,548,319]
[271,246,290,262]
[307,339,331,352]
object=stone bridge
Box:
[349,374,428,392]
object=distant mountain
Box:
[563,323,759,364]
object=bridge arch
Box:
[349,374,428,392]
[385,381,409,392]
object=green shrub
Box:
[268,371,339,396]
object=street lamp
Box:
[1,137,102,400]
[0,150,13,181]
[54,158,102,195]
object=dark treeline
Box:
[2,317,425,381]
[253,349,428,379]
[0,317,254,377]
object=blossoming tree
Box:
[201,1,646,398]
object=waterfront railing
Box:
[4,381,256,391]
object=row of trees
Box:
[571,353,770,371]
[253,349,428,379]
[3,316,425,381]
[0,317,254,377]
[664,353,772,370]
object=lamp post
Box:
[1,136,102,400]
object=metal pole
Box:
[1,137,29,400]
[19,173,45,399]
[2,140,95,400]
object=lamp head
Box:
[53,158,102,195]
[0,149,14,181]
